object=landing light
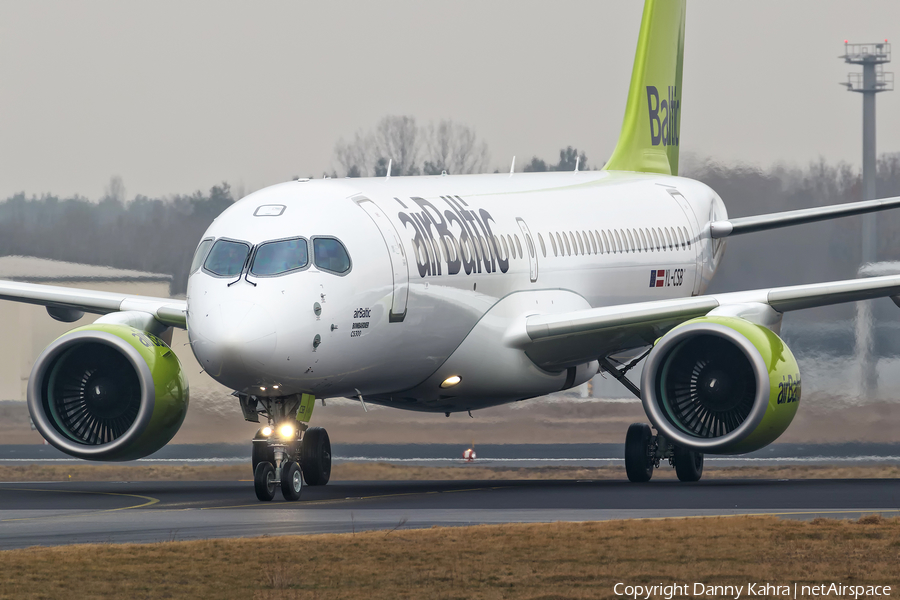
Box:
[259,386,266,391]
[441,375,462,389]
[261,426,273,437]
[279,424,295,439]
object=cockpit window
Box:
[190,239,214,273]
[250,238,309,276]
[203,239,250,277]
[313,237,351,274]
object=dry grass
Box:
[2,462,900,482]
[0,516,898,599]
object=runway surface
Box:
[2,478,899,550]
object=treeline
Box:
[332,115,589,176]
[2,144,900,299]
[691,154,900,297]
[0,183,236,294]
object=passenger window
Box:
[611,230,620,253]
[313,237,351,273]
[549,233,557,257]
[190,239,214,273]
[677,228,686,249]
[625,229,633,253]
[639,229,648,252]
[568,232,577,255]
[563,233,572,255]
[538,233,546,258]
[576,231,585,255]
[251,238,309,276]
[204,239,250,277]
[502,235,510,260]
[600,230,608,254]
[683,227,691,248]
[664,228,673,250]
[514,235,523,258]
[507,235,515,259]
[588,230,597,254]
[556,233,565,256]
[469,236,480,262]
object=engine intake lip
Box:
[640,322,770,452]
[27,330,156,459]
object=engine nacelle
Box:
[641,316,800,454]
[27,324,189,461]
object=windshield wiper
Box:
[227,249,254,287]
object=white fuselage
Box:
[186,170,727,412]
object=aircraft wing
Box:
[0,279,187,328]
[709,195,900,238]
[521,274,900,371]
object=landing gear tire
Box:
[281,461,303,501]
[252,439,274,474]
[624,423,655,483]
[673,446,704,482]
[254,462,277,501]
[300,427,332,486]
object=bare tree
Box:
[372,115,420,176]
[422,120,490,175]
[103,175,127,203]
[334,131,372,177]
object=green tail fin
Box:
[603,0,686,176]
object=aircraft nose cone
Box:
[189,299,277,384]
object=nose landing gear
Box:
[253,424,303,502]
[244,392,331,501]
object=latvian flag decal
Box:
[649,269,666,287]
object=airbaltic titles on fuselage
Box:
[396,195,509,279]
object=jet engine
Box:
[640,316,800,454]
[27,324,189,461]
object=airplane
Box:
[3,0,900,502]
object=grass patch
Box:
[1,516,899,599]
[1,463,900,482]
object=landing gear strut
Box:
[624,422,704,483]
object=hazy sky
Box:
[1,1,899,200]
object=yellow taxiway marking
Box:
[0,487,159,523]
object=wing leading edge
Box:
[0,279,186,328]
[709,195,900,239]
[521,274,900,371]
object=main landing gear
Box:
[624,422,704,483]
[243,393,332,501]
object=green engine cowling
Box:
[640,316,801,454]
[27,323,189,461]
